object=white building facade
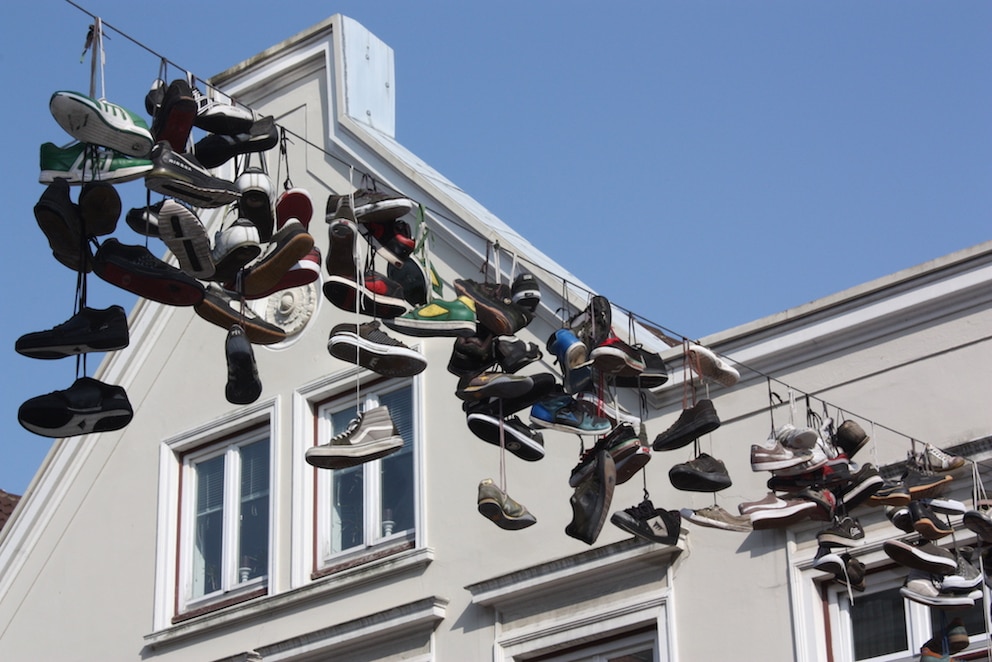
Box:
[0,15,990,662]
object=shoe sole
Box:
[145,170,240,209]
[50,93,152,157]
[529,414,610,437]
[750,502,816,529]
[194,291,286,345]
[477,498,536,530]
[883,540,957,574]
[35,200,87,272]
[239,230,314,297]
[383,313,476,337]
[669,470,732,492]
[158,204,215,279]
[355,198,415,224]
[304,436,402,470]
[680,508,752,532]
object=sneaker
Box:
[150,79,197,150]
[679,504,752,532]
[588,334,647,377]
[472,373,558,417]
[812,547,846,575]
[883,539,957,575]
[565,450,616,545]
[477,479,537,530]
[833,463,884,510]
[194,283,287,345]
[327,188,416,224]
[453,279,532,336]
[39,141,152,185]
[456,372,535,401]
[816,516,865,548]
[362,217,417,263]
[569,424,641,487]
[49,91,152,157]
[613,347,670,389]
[210,218,262,284]
[901,569,978,608]
[911,501,954,540]
[574,392,641,428]
[615,445,652,484]
[611,499,681,545]
[94,238,205,307]
[465,408,545,462]
[493,335,541,373]
[547,328,588,369]
[962,509,992,543]
[940,556,983,592]
[225,324,262,405]
[192,90,255,135]
[145,141,241,208]
[304,405,403,469]
[569,295,612,351]
[234,221,315,298]
[749,497,817,529]
[33,178,89,272]
[511,272,540,312]
[530,394,613,436]
[386,254,430,307]
[157,200,215,279]
[125,201,165,237]
[235,167,275,242]
[327,321,427,377]
[194,116,279,169]
[774,423,820,450]
[385,297,477,337]
[651,399,721,451]
[886,505,915,533]
[868,479,911,507]
[77,181,121,237]
[447,333,496,377]
[276,187,314,232]
[739,492,792,516]
[834,419,870,459]
[923,444,966,472]
[669,453,732,492]
[687,342,740,387]
[16,306,128,360]
[324,217,410,319]
[902,466,953,499]
[144,78,166,116]
[750,431,812,471]
[236,246,321,299]
[770,438,828,476]
[18,376,133,438]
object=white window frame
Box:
[152,400,278,632]
[291,367,424,587]
[314,380,418,568]
[178,426,272,612]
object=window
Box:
[313,380,418,573]
[177,426,271,615]
[525,630,658,662]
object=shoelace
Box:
[330,411,364,442]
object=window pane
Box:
[192,455,225,599]
[379,388,414,537]
[238,439,269,583]
[609,650,653,662]
[929,600,985,641]
[851,587,907,660]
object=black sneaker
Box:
[324,216,409,318]
[94,238,205,307]
[34,178,89,272]
[447,332,495,377]
[613,347,669,389]
[453,279,533,336]
[225,324,262,405]
[569,424,641,487]
[145,141,241,208]
[469,372,558,417]
[465,406,545,462]
[150,78,197,150]
[16,306,128,359]
[327,321,427,377]
[651,399,721,451]
[910,501,954,540]
[125,201,164,237]
[18,376,133,438]
[668,452,732,492]
[901,466,953,499]
[327,188,416,224]
[816,516,865,548]
[456,372,535,402]
[868,479,911,507]
[477,479,537,530]
[832,463,883,510]
[565,449,616,545]
[193,116,279,169]
[610,499,681,545]
[883,538,957,575]
[569,295,611,350]
[495,335,542,373]
[511,272,540,312]
[77,181,121,237]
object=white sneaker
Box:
[924,443,966,472]
[236,167,276,241]
[211,218,262,284]
[49,91,153,157]
[687,343,740,387]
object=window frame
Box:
[176,425,273,618]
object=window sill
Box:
[144,546,434,652]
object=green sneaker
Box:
[384,296,477,337]
[39,142,152,185]
[49,91,153,157]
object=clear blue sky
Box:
[2,1,989,494]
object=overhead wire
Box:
[59,0,973,460]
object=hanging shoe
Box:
[40,142,152,185]
[235,221,314,298]
[565,450,616,545]
[33,178,89,272]
[235,167,276,242]
[453,279,533,336]
[510,272,540,312]
[611,499,681,545]
[77,181,121,237]
[305,405,403,469]
[49,90,153,157]
[447,332,496,377]
[465,406,545,462]
[192,89,255,135]
[652,399,721,451]
[193,116,279,169]
[569,424,641,487]
[145,141,241,208]
[18,376,133,438]
[669,452,732,492]
[194,283,286,345]
[94,238,205,306]
[687,342,740,387]
[327,188,416,224]
[529,394,612,436]
[477,479,537,530]
[150,79,197,151]
[384,297,476,337]
[225,324,262,405]
[157,200,215,279]
[210,218,262,284]
[275,187,314,232]
[455,372,535,402]
[16,306,128,360]
[327,321,427,378]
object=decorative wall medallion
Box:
[255,281,319,337]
